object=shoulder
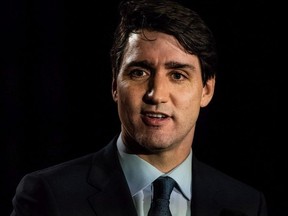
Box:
[13,142,114,204]
[25,136,119,181]
[192,156,268,214]
[11,138,120,215]
[16,152,95,195]
[193,156,264,198]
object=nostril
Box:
[144,76,169,104]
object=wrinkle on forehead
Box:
[128,30,184,51]
[123,30,194,68]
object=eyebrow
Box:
[165,61,196,71]
[126,60,196,71]
[126,60,154,71]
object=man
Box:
[11,0,268,215]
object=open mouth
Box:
[141,111,170,126]
[145,113,168,119]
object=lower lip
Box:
[141,115,170,126]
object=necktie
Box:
[148,176,176,216]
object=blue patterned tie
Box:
[148,176,176,216]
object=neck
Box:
[138,146,191,173]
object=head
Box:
[111,0,217,85]
[110,0,217,157]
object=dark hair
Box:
[110,0,217,85]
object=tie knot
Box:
[148,176,176,216]
[153,176,176,200]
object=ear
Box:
[200,77,215,107]
[112,78,118,102]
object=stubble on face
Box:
[115,30,206,163]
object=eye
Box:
[131,69,145,77]
[129,69,149,80]
[171,72,187,80]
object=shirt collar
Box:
[116,134,192,200]
[166,152,192,200]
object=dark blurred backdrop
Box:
[1,0,286,215]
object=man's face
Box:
[112,30,215,154]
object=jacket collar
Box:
[192,156,222,216]
[85,136,221,216]
[87,136,138,216]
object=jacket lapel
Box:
[87,137,138,216]
[86,138,223,216]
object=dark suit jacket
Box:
[11,136,268,216]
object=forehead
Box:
[123,30,199,68]
[127,30,183,52]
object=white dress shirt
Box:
[116,134,192,216]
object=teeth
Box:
[146,113,166,118]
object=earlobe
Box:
[200,77,215,107]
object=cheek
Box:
[175,90,202,118]
[175,89,202,107]
[117,86,141,112]
[117,87,144,128]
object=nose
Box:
[144,73,169,104]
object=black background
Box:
[1,0,286,215]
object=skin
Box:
[112,30,215,172]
